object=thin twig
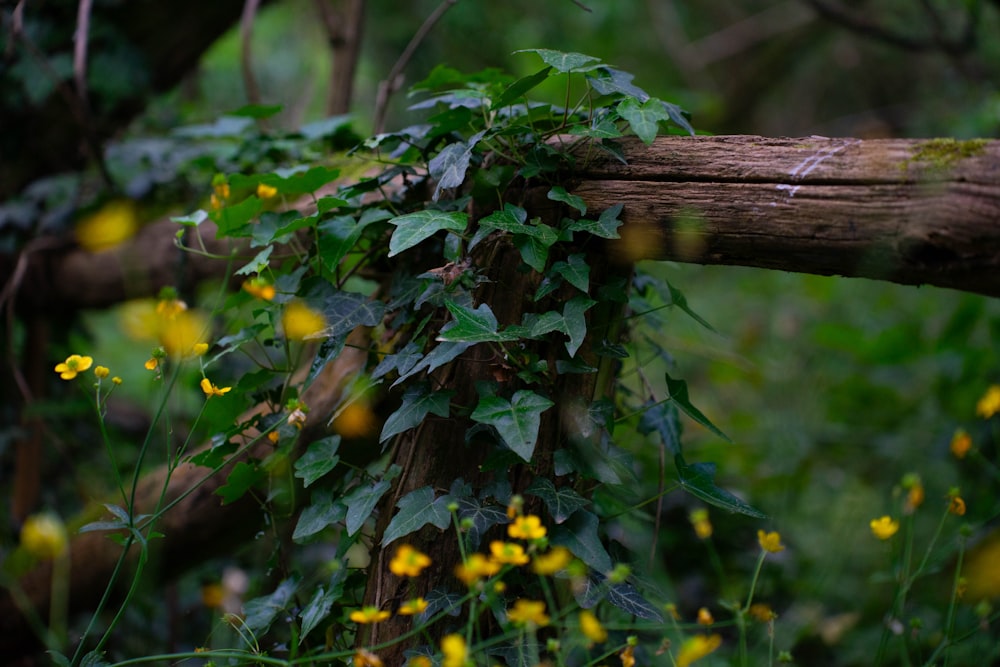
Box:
[240,0,263,107]
[372,0,457,133]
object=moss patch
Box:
[905,137,989,170]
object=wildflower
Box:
[950,429,972,459]
[689,508,712,539]
[903,474,925,514]
[112,376,122,385]
[697,607,714,625]
[757,529,785,553]
[389,544,432,578]
[508,514,546,540]
[507,495,523,518]
[349,606,391,624]
[579,610,608,644]
[332,401,378,439]
[54,354,93,380]
[211,179,230,210]
[977,385,1000,418]
[192,342,209,356]
[354,649,383,667]
[200,377,232,398]
[490,540,530,566]
[257,183,278,199]
[287,406,308,430]
[441,634,467,667]
[506,599,550,627]
[19,513,68,560]
[531,546,572,575]
[619,644,636,667]
[94,365,110,379]
[282,300,327,340]
[398,597,428,616]
[160,310,208,358]
[201,583,225,609]
[949,496,967,516]
[75,199,138,252]
[267,431,280,444]
[145,358,158,371]
[870,516,900,540]
[243,278,276,301]
[749,603,776,622]
[407,657,432,667]
[676,634,722,667]
[455,552,501,585]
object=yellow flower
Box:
[490,540,530,566]
[112,376,122,385]
[332,401,378,439]
[282,300,327,340]
[441,634,467,667]
[354,649,384,667]
[192,342,209,356]
[870,516,900,540]
[506,599,549,627]
[949,496,967,516]
[749,603,776,622]
[407,657,432,667]
[257,183,279,199]
[689,508,712,539]
[757,529,785,553]
[213,181,231,200]
[75,199,138,252]
[389,544,432,578]
[200,377,232,398]
[243,278,276,301]
[531,546,573,575]
[903,475,925,514]
[579,610,608,644]
[950,429,972,459]
[160,309,208,358]
[398,597,428,615]
[508,514,546,540]
[455,552,501,585]
[696,607,714,625]
[676,634,722,667]
[54,354,93,380]
[349,606,391,624]
[94,365,110,379]
[201,582,225,609]
[507,495,523,518]
[976,385,1000,418]
[144,358,158,371]
[619,644,635,667]
[19,513,68,560]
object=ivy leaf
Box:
[578,577,663,621]
[456,496,509,550]
[471,390,554,462]
[664,372,729,441]
[661,99,695,136]
[382,486,453,545]
[552,254,590,293]
[343,479,392,536]
[586,67,650,101]
[306,334,347,386]
[216,461,266,505]
[665,280,715,332]
[513,234,549,273]
[318,211,388,272]
[387,210,468,257]
[381,382,454,443]
[293,435,342,487]
[517,49,604,73]
[293,488,346,543]
[563,296,596,357]
[492,67,553,109]
[567,203,623,239]
[235,245,273,276]
[525,477,588,523]
[676,454,766,518]
[299,585,336,640]
[550,509,612,573]
[243,575,301,635]
[547,186,587,215]
[424,589,464,618]
[392,341,473,387]
[319,292,385,338]
[617,97,669,145]
[638,400,683,456]
[429,130,485,200]
[438,301,519,343]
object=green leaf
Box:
[393,341,473,387]
[243,575,301,635]
[525,477,588,523]
[492,67,554,109]
[271,165,342,196]
[293,436,342,487]
[213,196,262,238]
[665,280,715,332]
[318,211,387,273]
[380,382,454,443]
[586,67,649,101]
[552,254,590,293]
[171,209,208,227]
[343,480,392,536]
[235,245,273,276]
[513,234,550,273]
[567,203,623,239]
[230,103,283,119]
[676,454,766,518]
[579,578,663,621]
[517,49,604,73]
[216,461,266,505]
[293,489,346,542]
[664,372,729,441]
[563,296,596,357]
[471,390,554,462]
[437,300,519,343]
[638,399,683,456]
[299,585,336,640]
[320,292,386,338]
[550,509,612,573]
[617,97,670,145]
[456,497,509,550]
[381,486,453,545]
[387,210,468,257]
[547,186,587,215]
[429,130,486,200]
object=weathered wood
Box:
[566,135,1000,297]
